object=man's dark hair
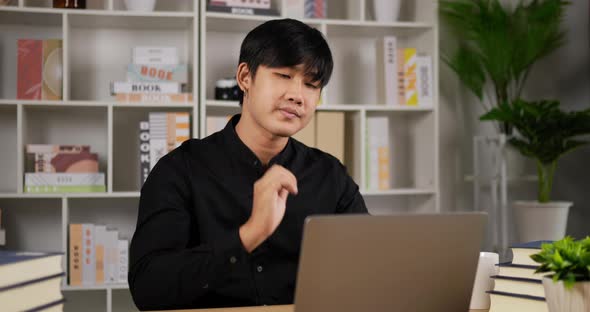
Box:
[237,18,333,105]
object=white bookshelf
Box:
[0,0,439,311]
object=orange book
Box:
[69,224,83,286]
[115,93,193,103]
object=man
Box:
[129,18,367,310]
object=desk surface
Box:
[158,304,488,312]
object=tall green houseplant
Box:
[481,99,590,202]
[440,0,569,134]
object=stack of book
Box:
[68,223,129,286]
[207,0,279,16]
[112,46,192,104]
[488,241,552,312]
[24,144,105,193]
[138,112,191,186]
[0,250,65,311]
[376,36,433,107]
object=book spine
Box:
[41,39,63,100]
[133,46,177,59]
[383,36,398,106]
[105,230,119,284]
[110,81,182,94]
[126,64,188,83]
[304,0,327,18]
[282,0,304,18]
[24,173,105,186]
[25,185,106,193]
[416,55,433,107]
[94,225,106,284]
[118,240,129,283]
[223,0,271,9]
[115,93,193,103]
[367,117,391,190]
[68,223,83,286]
[26,144,91,154]
[397,49,406,105]
[139,121,150,187]
[17,39,43,100]
[82,224,95,286]
[149,112,169,170]
[32,152,99,173]
[206,4,280,16]
[403,48,418,106]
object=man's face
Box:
[239,64,322,138]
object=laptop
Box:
[293,213,487,312]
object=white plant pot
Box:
[513,201,572,242]
[373,0,401,22]
[543,278,590,312]
[125,0,156,11]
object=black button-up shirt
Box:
[129,114,367,310]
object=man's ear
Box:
[236,63,251,93]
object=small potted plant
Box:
[530,237,590,312]
[480,99,590,241]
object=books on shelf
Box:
[366,116,391,190]
[115,93,193,104]
[206,3,280,16]
[139,121,150,186]
[132,46,178,66]
[399,48,418,106]
[496,263,544,281]
[491,276,545,297]
[376,36,398,106]
[210,0,271,9]
[148,112,191,170]
[304,0,327,18]
[416,55,434,107]
[110,81,185,95]
[17,39,63,100]
[24,173,106,193]
[0,250,65,312]
[69,223,128,286]
[126,64,188,84]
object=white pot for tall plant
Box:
[543,278,590,312]
[513,201,572,242]
[373,0,401,22]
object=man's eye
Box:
[277,73,291,79]
[306,83,319,89]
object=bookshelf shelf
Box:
[1,0,439,311]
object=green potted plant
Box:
[481,99,590,241]
[530,237,590,312]
[439,0,569,134]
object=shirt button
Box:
[257,265,263,273]
[230,256,237,264]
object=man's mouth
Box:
[278,107,301,119]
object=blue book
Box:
[0,250,63,288]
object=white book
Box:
[376,36,398,106]
[366,116,391,190]
[105,230,119,284]
[81,223,95,286]
[117,240,129,284]
[149,113,169,171]
[139,121,150,187]
[133,46,178,60]
[416,55,434,107]
[24,173,105,186]
[110,81,182,94]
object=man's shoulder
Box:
[290,137,343,168]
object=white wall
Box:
[439,1,590,241]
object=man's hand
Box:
[239,165,298,253]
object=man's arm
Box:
[128,152,250,310]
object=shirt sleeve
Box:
[335,161,369,214]
[128,150,250,310]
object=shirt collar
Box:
[221,114,294,169]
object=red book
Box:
[17,40,43,99]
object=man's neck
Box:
[235,113,289,166]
